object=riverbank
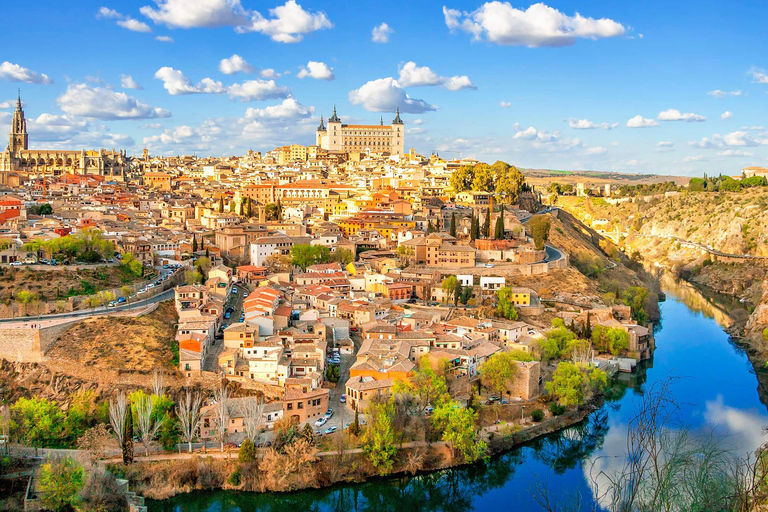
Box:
[116,398,600,501]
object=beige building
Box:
[316,107,404,155]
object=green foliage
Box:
[39,457,85,512]
[529,214,551,251]
[441,275,462,306]
[431,401,486,463]
[541,321,577,362]
[479,352,519,398]
[531,409,544,422]
[394,357,450,414]
[482,208,491,238]
[62,391,93,446]
[622,286,649,324]
[362,401,398,474]
[449,165,474,193]
[325,364,340,383]
[238,438,257,463]
[120,253,144,278]
[264,202,282,221]
[549,403,565,416]
[10,397,65,447]
[158,411,180,451]
[328,248,354,265]
[591,325,630,355]
[495,286,520,320]
[290,244,330,271]
[449,212,457,237]
[545,362,608,406]
[494,204,505,239]
[458,286,473,305]
[508,349,536,362]
[16,290,37,304]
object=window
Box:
[287,403,293,410]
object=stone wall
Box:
[0,320,78,362]
[509,361,540,400]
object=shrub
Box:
[531,409,544,422]
[549,403,566,416]
[238,439,257,463]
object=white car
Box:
[10,261,22,266]
[314,416,328,427]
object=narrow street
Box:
[202,282,247,371]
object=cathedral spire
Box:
[329,104,341,123]
[16,89,22,111]
[317,114,326,131]
[392,106,403,125]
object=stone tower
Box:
[10,91,28,156]
[391,107,404,155]
[326,105,342,151]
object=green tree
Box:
[545,362,607,406]
[622,286,649,324]
[192,235,198,253]
[469,212,477,241]
[495,164,525,204]
[158,411,180,451]
[431,401,486,462]
[471,163,495,192]
[38,203,53,215]
[120,253,143,278]
[218,196,225,213]
[39,457,84,512]
[290,244,330,271]
[441,275,462,305]
[238,438,257,463]
[482,208,491,238]
[195,256,212,275]
[494,204,505,239]
[16,290,37,304]
[529,214,551,250]
[591,325,630,355]
[394,357,450,414]
[329,248,355,265]
[495,287,519,320]
[540,318,577,362]
[479,352,519,401]
[184,270,203,285]
[449,165,474,193]
[427,219,436,233]
[449,212,457,237]
[10,397,64,448]
[362,401,398,474]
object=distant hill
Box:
[522,168,689,188]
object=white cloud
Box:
[721,110,733,120]
[56,83,170,120]
[297,61,334,81]
[260,68,279,78]
[154,67,227,95]
[372,23,393,43]
[585,146,607,155]
[0,100,15,109]
[718,149,753,157]
[682,155,708,162]
[140,0,248,28]
[243,98,313,119]
[26,113,87,142]
[397,62,476,91]
[657,108,706,122]
[723,130,765,147]
[227,79,290,101]
[97,7,122,18]
[219,54,255,75]
[0,61,53,84]
[708,89,742,98]
[626,159,643,166]
[120,74,142,89]
[348,77,436,114]
[155,35,174,43]
[655,141,674,153]
[568,118,617,130]
[500,101,512,108]
[626,115,658,128]
[443,2,626,47]
[117,17,152,32]
[236,1,332,43]
[749,67,768,84]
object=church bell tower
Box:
[10,90,28,156]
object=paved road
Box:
[0,288,175,325]
[202,283,248,371]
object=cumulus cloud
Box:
[0,61,53,84]
[154,67,226,95]
[657,108,706,122]
[718,149,753,157]
[236,1,332,43]
[397,62,475,91]
[689,130,768,149]
[500,101,512,108]
[372,23,393,43]
[56,83,170,120]
[749,67,768,84]
[708,89,742,98]
[243,97,313,119]
[227,79,291,101]
[297,61,334,80]
[140,0,248,28]
[655,141,674,153]
[120,74,142,89]
[219,54,255,75]
[97,7,152,32]
[568,118,617,130]
[585,146,607,155]
[721,110,733,120]
[682,155,708,162]
[443,2,626,47]
[155,35,174,43]
[349,77,436,114]
[626,115,658,128]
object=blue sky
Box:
[2,0,768,175]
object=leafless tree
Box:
[176,389,203,453]
[240,396,264,444]
[0,405,10,457]
[108,391,128,448]
[153,367,165,398]
[214,384,231,451]
[135,394,163,456]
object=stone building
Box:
[0,93,130,178]
[316,106,405,155]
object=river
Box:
[149,286,768,512]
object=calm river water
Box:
[149,285,768,512]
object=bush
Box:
[531,409,544,422]
[79,468,128,512]
[238,439,257,463]
[549,403,566,416]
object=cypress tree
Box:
[449,213,456,238]
[427,219,435,233]
[470,212,477,241]
[247,197,253,217]
[585,311,592,339]
[122,407,134,465]
[192,236,198,253]
[494,204,505,239]
[218,196,224,213]
[200,236,205,250]
[482,208,491,238]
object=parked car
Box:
[314,416,328,427]
[10,261,22,266]
[117,296,127,304]
[340,394,346,403]
[324,426,338,435]
[325,408,333,418]
[108,301,117,307]
[224,312,231,319]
